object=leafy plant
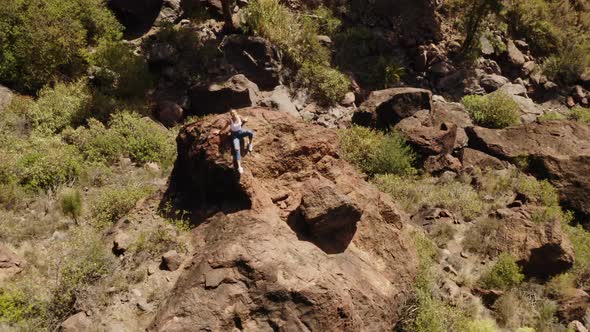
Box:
[480,253,524,290]
[91,184,154,224]
[569,107,590,123]
[60,189,83,222]
[462,91,520,128]
[340,126,416,176]
[296,62,350,104]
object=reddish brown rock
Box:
[189,74,260,116]
[395,110,457,156]
[160,250,183,271]
[459,148,509,170]
[0,244,25,283]
[353,87,432,129]
[153,108,418,331]
[424,153,462,174]
[468,121,590,217]
[156,101,185,127]
[557,289,590,322]
[491,207,574,278]
[60,312,92,332]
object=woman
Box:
[221,109,254,174]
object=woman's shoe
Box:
[247,143,253,152]
[237,166,244,174]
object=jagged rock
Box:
[300,176,362,236]
[60,312,92,332]
[354,88,432,129]
[424,154,462,174]
[499,83,527,97]
[157,108,418,331]
[480,74,510,92]
[0,85,13,113]
[433,101,472,149]
[341,92,356,106]
[459,148,509,170]
[522,61,536,76]
[557,289,590,322]
[156,101,184,127]
[479,36,494,56]
[573,85,588,103]
[569,320,589,332]
[468,121,590,217]
[189,74,260,116]
[0,244,24,283]
[221,35,282,90]
[113,232,131,255]
[160,250,182,271]
[395,110,457,156]
[506,40,526,67]
[268,85,299,118]
[430,61,455,77]
[157,0,183,25]
[492,206,574,278]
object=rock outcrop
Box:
[468,121,590,217]
[0,85,13,113]
[153,107,418,331]
[189,75,260,116]
[0,244,25,284]
[353,88,432,129]
[492,206,574,279]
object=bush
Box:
[503,0,560,54]
[13,138,83,192]
[297,62,350,104]
[375,175,484,220]
[60,189,83,221]
[109,112,176,167]
[340,126,416,176]
[459,319,499,332]
[569,107,590,123]
[0,0,122,92]
[91,184,154,224]
[538,111,566,122]
[0,285,46,328]
[62,119,124,164]
[513,176,559,207]
[564,224,590,273]
[544,43,590,85]
[462,91,520,128]
[88,40,153,98]
[27,80,91,135]
[480,253,524,290]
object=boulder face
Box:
[155,107,418,331]
[221,35,283,90]
[188,75,260,116]
[0,244,25,284]
[0,85,13,113]
[467,121,590,217]
[493,207,574,279]
[353,87,433,129]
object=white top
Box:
[230,117,242,132]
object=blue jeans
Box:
[231,129,254,161]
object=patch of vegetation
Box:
[333,27,404,88]
[538,111,566,122]
[493,286,561,332]
[513,175,559,207]
[479,253,524,290]
[544,43,590,84]
[60,189,82,222]
[375,175,484,220]
[245,0,349,104]
[430,222,457,248]
[503,0,560,54]
[570,107,590,123]
[339,126,416,176]
[462,217,500,256]
[91,184,155,224]
[0,0,122,92]
[0,285,46,328]
[460,320,499,332]
[462,91,520,129]
[131,227,181,257]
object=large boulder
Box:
[395,110,458,156]
[221,35,282,90]
[60,312,92,332]
[353,87,432,129]
[0,244,25,284]
[492,206,574,279]
[468,121,590,217]
[0,85,13,113]
[188,75,260,116]
[155,108,418,330]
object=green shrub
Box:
[374,175,484,220]
[480,253,524,290]
[462,91,520,128]
[0,285,46,327]
[88,40,153,98]
[109,112,176,167]
[62,119,124,164]
[513,176,559,207]
[340,126,416,176]
[131,227,180,257]
[569,107,590,123]
[27,80,91,135]
[307,6,341,36]
[297,62,349,104]
[564,224,590,272]
[538,111,566,122]
[0,0,122,92]
[91,184,155,224]
[503,0,560,54]
[13,138,83,192]
[60,189,83,221]
[544,42,590,85]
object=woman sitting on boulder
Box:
[220,109,254,174]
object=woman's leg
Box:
[232,135,242,172]
[239,128,254,151]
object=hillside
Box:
[1,0,590,331]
